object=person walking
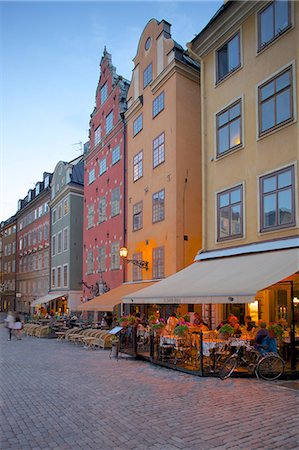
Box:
[4,311,15,341]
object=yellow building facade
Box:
[189,0,299,327]
[124,19,202,312]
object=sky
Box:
[1,0,222,222]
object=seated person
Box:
[192,312,209,330]
[254,322,277,355]
[230,316,242,337]
[243,315,256,333]
[165,313,178,334]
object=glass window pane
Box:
[231,205,241,235]
[230,188,241,204]
[220,193,229,207]
[276,71,290,92]
[278,170,291,189]
[218,126,229,154]
[275,1,289,34]
[264,193,276,227]
[218,110,229,127]
[263,175,277,193]
[220,208,229,238]
[229,103,241,120]
[261,98,275,132]
[228,34,240,71]
[260,5,274,45]
[278,189,292,225]
[229,118,241,148]
[218,46,228,80]
[276,90,291,124]
[261,81,274,101]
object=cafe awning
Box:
[78,281,157,311]
[31,293,62,307]
[122,248,299,304]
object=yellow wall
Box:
[199,3,299,252]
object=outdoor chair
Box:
[98,333,113,350]
[35,325,51,338]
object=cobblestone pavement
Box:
[0,324,298,450]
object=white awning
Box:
[123,248,299,304]
[31,293,62,307]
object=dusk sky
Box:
[1,0,222,222]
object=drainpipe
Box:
[120,112,127,316]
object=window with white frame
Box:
[153,91,165,118]
[98,246,106,272]
[99,157,107,176]
[111,187,120,217]
[111,241,120,270]
[57,266,61,288]
[133,114,143,137]
[133,151,143,182]
[63,264,68,287]
[87,250,94,274]
[51,268,55,288]
[143,63,152,88]
[58,204,62,220]
[152,247,165,279]
[260,165,295,232]
[98,197,106,223]
[152,189,165,223]
[217,185,243,241]
[258,66,293,136]
[101,82,108,105]
[44,223,49,240]
[216,99,242,156]
[133,201,143,231]
[63,199,68,216]
[111,144,121,165]
[63,228,68,252]
[132,252,143,281]
[88,168,95,184]
[87,204,95,229]
[38,227,42,243]
[52,209,57,224]
[94,125,101,147]
[52,235,56,256]
[153,132,165,167]
[57,232,62,254]
[258,1,291,51]
[106,111,113,135]
[216,31,241,83]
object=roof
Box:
[71,160,84,185]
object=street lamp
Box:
[119,247,149,271]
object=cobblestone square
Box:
[1,325,298,450]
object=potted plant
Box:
[183,314,190,323]
[268,323,284,341]
[173,324,189,337]
[151,321,165,337]
[218,324,234,339]
[118,316,128,327]
[127,315,137,326]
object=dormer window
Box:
[143,63,152,88]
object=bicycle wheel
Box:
[219,356,238,380]
[257,353,285,381]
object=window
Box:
[216,100,242,156]
[38,206,43,217]
[133,151,143,182]
[94,126,101,147]
[258,1,291,51]
[152,247,164,279]
[57,232,62,254]
[63,199,68,216]
[111,187,120,217]
[52,209,57,224]
[153,91,165,118]
[57,266,61,288]
[260,165,295,231]
[19,239,23,251]
[111,144,121,165]
[153,132,165,167]
[143,63,152,88]
[133,201,143,231]
[99,157,107,175]
[63,228,68,252]
[88,168,95,184]
[63,264,68,287]
[152,189,165,223]
[106,111,113,135]
[58,204,62,220]
[101,82,108,105]
[216,32,240,83]
[87,250,94,274]
[98,246,106,272]
[132,252,143,281]
[52,235,56,256]
[111,241,120,270]
[44,223,48,240]
[51,268,55,288]
[258,66,293,136]
[217,185,243,241]
[87,204,95,229]
[98,197,106,223]
[38,227,42,242]
[133,114,143,137]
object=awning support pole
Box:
[290,281,296,372]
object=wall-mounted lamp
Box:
[120,247,149,271]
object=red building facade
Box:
[82,48,130,302]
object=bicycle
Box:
[219,346,285,381]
